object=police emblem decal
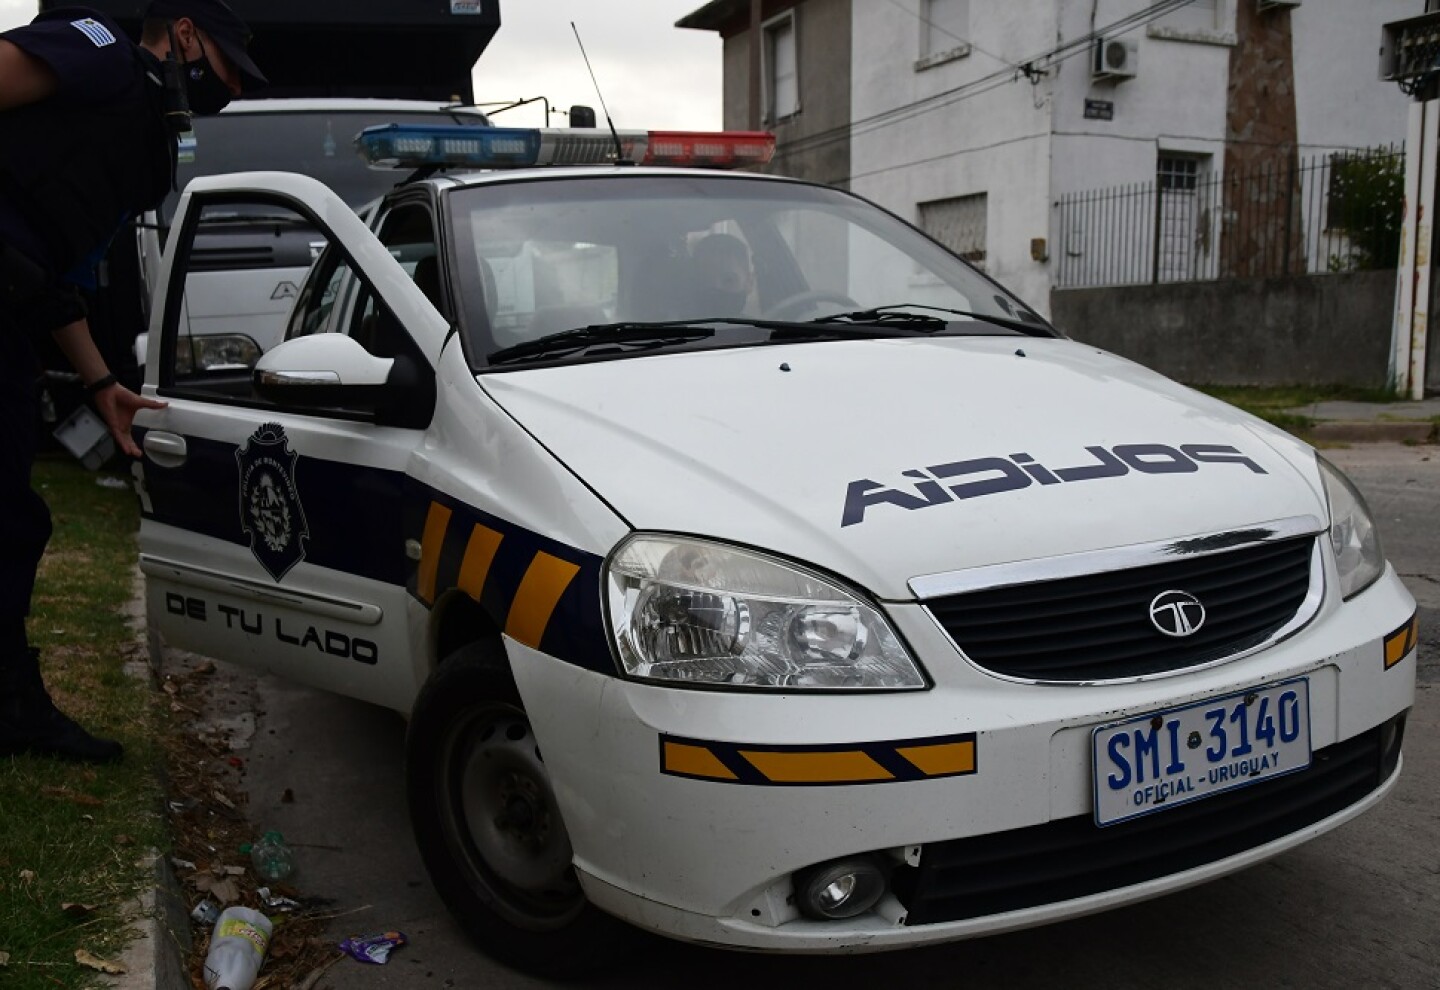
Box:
[236,423,310,581]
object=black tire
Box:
[406,640,638,978]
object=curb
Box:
[106,856,192,990]
[107,569,191,990]
[1302,421,1437,445]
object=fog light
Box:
[794,857,887,920]
[1380,712,1407,779]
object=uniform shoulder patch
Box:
[71,17,117,47]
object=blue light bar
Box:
[356,124,542,170]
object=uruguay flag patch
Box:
[71,18,116,47]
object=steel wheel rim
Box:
[436,700,583,930]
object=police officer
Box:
[0,1,265,762]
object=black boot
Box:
[0,649,123,763]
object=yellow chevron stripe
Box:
[458,524,504,601]
[505,552,580,648]
[663,741,738,780]
[895,740,976,776]
[740,750,894,783]
[417,502,452,605]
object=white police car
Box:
[134,124,1418,976]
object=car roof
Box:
[424,164,809,193]
[221,98,491,118]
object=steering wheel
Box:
[763,289,859,321]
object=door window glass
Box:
[165,199,320,396]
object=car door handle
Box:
[143,431,187,468]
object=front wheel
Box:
[406,641,636,976]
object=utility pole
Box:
[748,0,762,130]
[1381,7,1440,399]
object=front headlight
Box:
[1318,455,1384,599]
[175,335,262,375]
[605,535,926,690]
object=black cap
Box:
[144,0,267,91]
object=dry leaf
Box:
[0,950,10,966]
[18,869,35,886]
[212,790,235,810]
[222,865,246,876]
[195,659,217,674]
[208,877,240,904]
[61,902,99,918]
[75,949,126,975]
[162,680,179,696]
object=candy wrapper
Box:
[339,930,408,965]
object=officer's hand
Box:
[93,385,168,459]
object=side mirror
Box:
[252,334,435,429]
[253,334,394,409]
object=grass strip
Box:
[0,457,165,990]
[1196,384,1398,433]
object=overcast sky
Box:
[0,0,723,130]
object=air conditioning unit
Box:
[1257,0,1300,11]
[1092,38,1138,82]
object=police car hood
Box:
[480,336,1326,600]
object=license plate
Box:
[1092,679,1311,827]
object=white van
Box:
[132,99,490,372]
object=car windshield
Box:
[445,174,1052,368]
[162,109,488,224]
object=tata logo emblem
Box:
[236,423,309,581]
[1149,590,1206,638]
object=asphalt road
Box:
[180,444,1440,990]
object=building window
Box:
[1157,155,1201,192]
[919,193,987,268]
[1158,0,1218,31]
[921,0,970,60]
[764,12,799,122]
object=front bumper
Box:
[507,566,1417,952]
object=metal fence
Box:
[1053,146,1404,289]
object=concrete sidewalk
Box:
[1283,398,1440,444]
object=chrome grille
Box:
[923,534,1318,681]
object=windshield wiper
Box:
[487,321,718,365]
[486,314,968,366]
[814,303,1053,337]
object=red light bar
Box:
[642,131,776,169]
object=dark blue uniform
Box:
[1,0,259,764]
[0,8,171,653]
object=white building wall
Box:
[849,2,1058,311]
[1292,0,1412,157]
[1051,0,1233,191]
[1049,0,1235,287]
[847,0,1410,301]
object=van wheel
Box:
[406,641,635,976]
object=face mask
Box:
[183,38,232,116]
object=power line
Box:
[771,0,1195,165]
[776,0,1192,160]
[880,0,1020,72]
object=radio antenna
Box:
[571,22,630,164]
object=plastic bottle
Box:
[203,906,273,990]
[248,830,295,882]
